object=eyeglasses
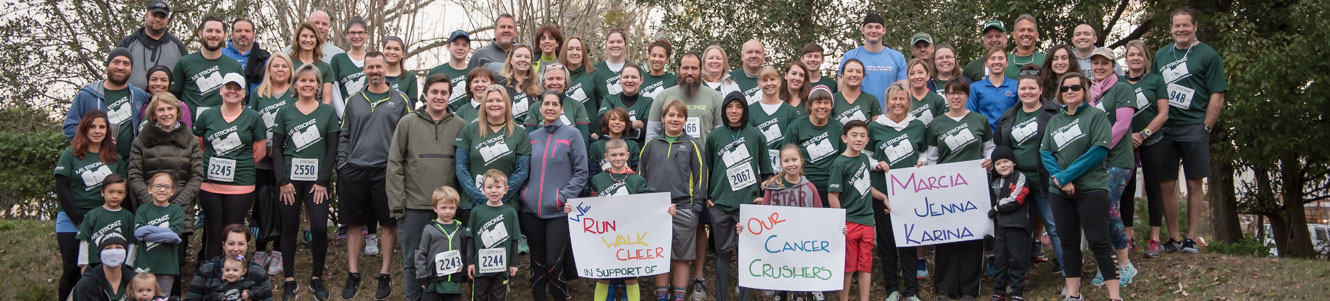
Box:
[151,184,172,191]
[1018,69,1039,76]
[1059,84,1084,92]
[606,28,625,34]
[345,30,367,36]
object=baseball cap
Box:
[982,20,1007,34]
[222,73,246,89]
[1089,47,1117,63]
[147,0,171,15]
[448,30,470,43]
[911,32,934,46]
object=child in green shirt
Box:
[829,120,874,301]
[77,174,136,268]
[134,173,185,294]
[467,170,521,301]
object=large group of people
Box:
[53,1,1226,300]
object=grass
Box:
[4,206,1328,300]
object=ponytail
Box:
[760,144,804,189]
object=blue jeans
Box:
[1030,193,1064,269]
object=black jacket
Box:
[70,264,137,301]
[185,256,273,301]
[242,44,272,89]
[993,97,1059,190]
[988,172,1031,229]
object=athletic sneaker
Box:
[917,260,929,279]
[1181,238,1200,254]
[365,234,381,256]
[989,294,1005,301]
[309,278,329,301]
[1119,263,1138,287]
[253,251,269,269]
[689,278,706,301]
[886,291,902,301]
[984,254,997,278]
[336,226,348,240]
[1163,238,1182,253]
[518,235,530,254]
[1090,270,1106,286]
[281,281,298,301]
[1009,295,1024,301]
[1062,295,1082,301]
[903,295,922,301]
[811,291,825,301]
[341,273,361,299]
[374,274,392,300]
[268,251,284,275]
[1144,239,1163,258]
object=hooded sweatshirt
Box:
[761,176,823,208]
[522,119,589,219]
[63,81,151,142]
[69,263,137,301]
[640,131,707,206]
[705,92,771,213]
[414,220,468,293]
[185,256,273,301]
[118,28,187,89]
[387,109,466,214]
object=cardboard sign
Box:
[568,192,672,278]
[886,159,994,247]
[737,204,846,291]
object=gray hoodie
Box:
[338,89,411,169]
[522,120,588,219]
[638,133,707,206]
[118,28,187,89]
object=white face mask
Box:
[101,248,127,267]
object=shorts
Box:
[706,207,739,254]
[671,204,703,261]
[1158,124,1211,180]
[337,165,394,227]
[844,222,875,273]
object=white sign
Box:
[885,159,994,247]
[567,192,672,279]
[737,204,845,292]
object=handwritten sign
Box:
[737,204,845,291]
[886,159,993,247]
[567,192,672,278]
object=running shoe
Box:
[252,251,269,269]
[282,280,298,301]
[1010,295,1024,301]
[903,295,922,301]
[917,260,929,279]
[365,234,380,256]
[518,235,530,254]
[1119,263,1138,287]
[341,273,361,300]
[810,291,825,301]
[1062,295,1082,301]
[1144,239,1163,258]
[1181,238,1200,254]
[1090,270,1106,286]
[374,274,392,300]
[309,278,329,301]
[886,291,902,301]
[1163,238,1182,253]
[268,251,284,275]
[988,293,1004,301]
[689,278,706,301]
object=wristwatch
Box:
[1141,128,1153,139]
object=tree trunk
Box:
[1209,126,1242,244]
[1278,157,1317,258]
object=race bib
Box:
[478,248,507,274]
[807,138,835,162]
[474,174,484,190]
[481,224,510,248]
[684,117,701,139]
[1167,83,1195,109]
[290,158,318,182]
[207,157,237,182]
[768,150,781,172]
[726,163,756,191]
[761,125,782,145]
[433,250,462,276]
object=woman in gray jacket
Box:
[521,90,588,301]
[127,93,203,297]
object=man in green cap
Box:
[910,32,935,64]
[963,20,1009,82]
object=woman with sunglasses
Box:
[1086,47,1140,287]
[992,65,1065,274]
[1041,72,1123,301]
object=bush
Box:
[1208,234,1272,258]
[0,106,64,219]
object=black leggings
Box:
[1051,190,1118,280]
[253,170,278,252]
[873,200,919,296]
[1132,144,1168,227]
[58,232,79,301]
[520,212,570,301]
[933,240,983,297]
[200,190,254,260]
[280,181,330,278]
[174,232,191,296]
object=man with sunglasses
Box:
[1151,7,1226,255]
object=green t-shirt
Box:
[962,59,987,83]
[330,53,366,101]
[193,107,267,186]
[103,87,134,159]
[389,73,419,107]
[925,112,992,163]
[1008,108,1044,172]
[589,138,641,174]
[274,102,340,178]
[566,68,602,130]
[426,63,473,112]
[784,117,844,191]
[908,91,948,125]
[466,204,521,277]
[832,91,881,124]
[454,99,481,124]
[76,207,136,265]
[868,118,928,199]
[1091,82,1137,169]
[749,101,801,171]
[590,171,650,197]
[829,154,874,226]
[455,122,532,206]
[133,202,184,274]
[592,61,623,98]
[811,76,838,93]
[171,53,244,114]
[705,126,772,213]
[53,149,126,213]
[506,85,536,123]
[249,89,295,144]
[523,94,591,130]
[728,69,762,103]
[1005,52,1047,79]
[292,59,336,85]
[1041,104,1112,194]
[1123,73,1167,133]
[598,93,654,141]
[1152,42,1227,127]
[640,72,677,99]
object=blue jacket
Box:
[522,119,588,219]
[63,81,151,140]
[966,76,1018,131]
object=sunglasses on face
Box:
[1060,84,1084,92]
[1018,69,1039,76]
